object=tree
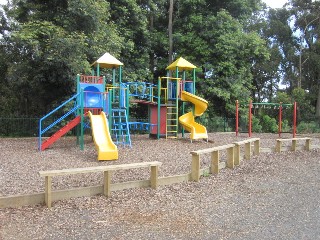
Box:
[173,6,269,116]
[1,0,123,116]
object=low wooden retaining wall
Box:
[190,138,260,181]
[275,137,311,152]
[0,137,315,209]
[39,162,162,208]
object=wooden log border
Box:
[0,137,316,209]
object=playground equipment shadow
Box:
[1,133,320,239]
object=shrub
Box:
[297,121,320,133]
[260,115,278,133]
[252,115,262,133]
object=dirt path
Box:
[1,134,320,239]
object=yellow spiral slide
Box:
[88,111,118,161]
[179,91,208,141]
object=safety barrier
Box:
[233,138,260,165]
[39,161,162,208]
[190,144,235,181]
[275,137,312,152]
[190,138,261,181]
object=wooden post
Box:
[253,139,260,155]
[305,138,311,151]
[211,150,220,174]
[150,165,159,189]
[191,154,200,182]
[44,176,52,208]
[234,145,240,165]
[292,139,297,151]
[244,142,251,160]
[103,171,112,197]
[226,147,234,169]
[276,140,282,153]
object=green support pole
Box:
[193,69,196,94]
[181,71,186,137]
[119,66,122,86]
[175,78,179,137]
[126,87,130,116]
[182,102,185,138]
[97,64,100,77]
[112,68,116,102]
[103,76,106,112]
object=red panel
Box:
[149,105,166,135]
[41,116,81,151]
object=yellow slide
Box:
[88,111,118,161]
[179,91,208,141]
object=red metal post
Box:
[235,100,239,136]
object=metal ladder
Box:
[166,103,178,139]
[111,109,131,147]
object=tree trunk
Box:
[168,0,173,65]
[316,84,320,118]
[149,6,155,82]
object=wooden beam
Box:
[45,176,52,208]
[253,139,260,155]
[211,150,220,174]
[226,147,234,169]
[276,140,282,153]
[244,142,251,160]
[305,138,311,151]
[39,161,162,177]
[292,139,297,151]
[191,144,235,155]
[150,165,159,189]
[191,154,200,182]
[103,171,112,197]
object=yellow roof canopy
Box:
[166,57,197,71]
[91,52,123,69]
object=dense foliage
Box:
[0,0,320,132]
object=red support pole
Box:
[293,102,297,138]
[248,100,252,137]
[235,100,239,136]
[278,102,282,138]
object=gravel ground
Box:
[1,133,320,239]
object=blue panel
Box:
[184,82,193,93]
[80,83,104,108]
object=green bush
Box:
[297,121,320,133]
[281,119,291,133]
[252,115,262,133]
[260,115,278,133]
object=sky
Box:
[262,0,289,9]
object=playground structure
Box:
[235,100,297,138]
[38,52,208,160]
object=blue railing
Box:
[38,93,81,150]
[126,82,157,102]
